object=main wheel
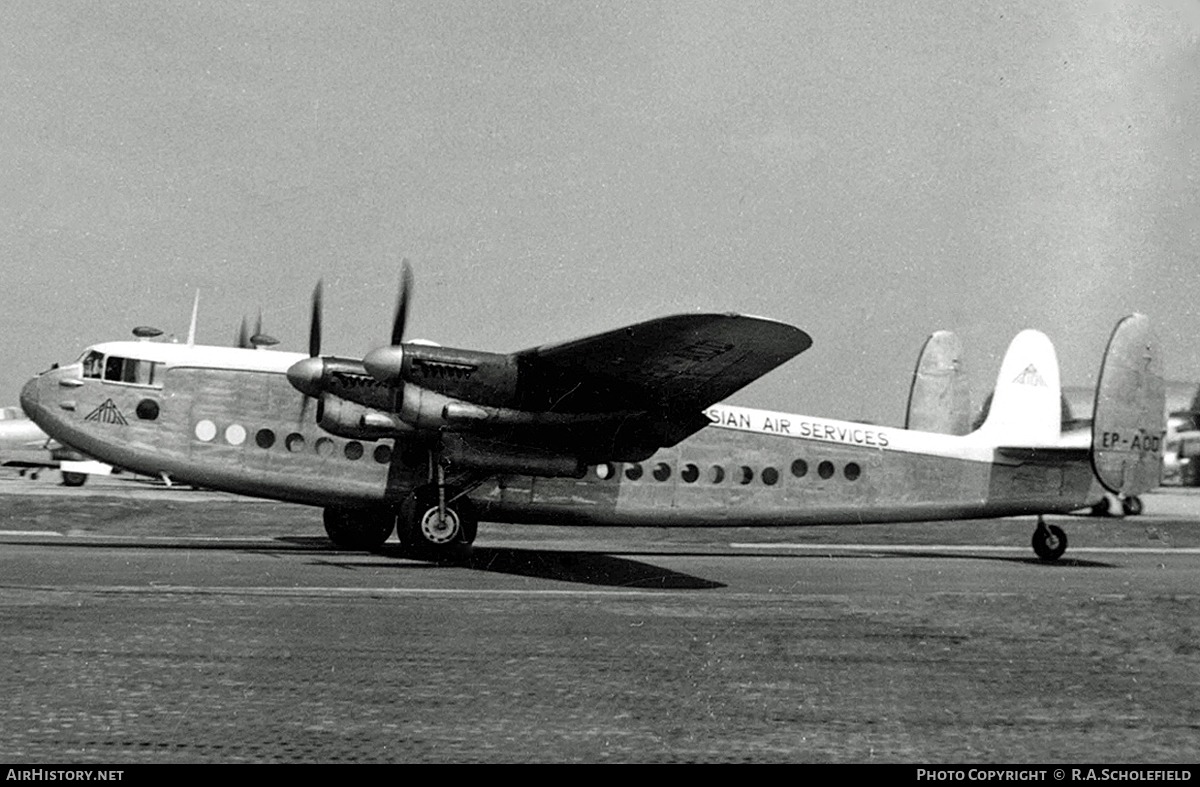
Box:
[1089,497,1111,517]
[399,486,477,559]
[323,507,396,550]
[1121,496,1144,516]
[1032,523,1068,562]
[60,471,87,487]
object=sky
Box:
[1,0,1198,426]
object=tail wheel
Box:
[1032,522,1068,562]
[323,507,396,550]
[400,486,477,557]
[1121,496,1144,516]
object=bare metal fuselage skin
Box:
[19,344,1102,526]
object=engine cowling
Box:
[316,395,414,441]
[363,344,520,406]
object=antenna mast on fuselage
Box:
[187,290,200,347]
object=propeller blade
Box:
[255,309,263,340]
[390,260,413,347]
[236,316,249,349]
[309,280,323,357]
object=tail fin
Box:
[905,330,972,435]
[971,329,1062,445]
[1092,314,1165,495]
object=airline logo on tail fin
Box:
[970,329,1061,446]
[1012,364,1047,387]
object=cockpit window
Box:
[82,351,104,379]
[82,351,161,387]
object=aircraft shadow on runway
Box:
[861,548,1117,568]
[308,542,726,589]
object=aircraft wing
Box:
[512,313,811,415]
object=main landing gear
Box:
[1088,494,1144,517]
[1031,516,1068,562]
[322,463,478,560]
[1120,495,1144,516]
[323,506,396,551]
[397,483,477,560]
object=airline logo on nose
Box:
[84,399,128,426]
[1012,365,1047,387]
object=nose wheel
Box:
[1031,516,1067,562]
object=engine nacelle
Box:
[364,344,520,406]
[397,384,636,434]
[442,434,585,478]
[317,395,414,441]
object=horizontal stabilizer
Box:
[993,445,1091,466]
[1091,314,1165,495]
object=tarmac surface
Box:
[1,472,1198,763]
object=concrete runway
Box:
[0,473,1198,763]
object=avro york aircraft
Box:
[20,267,1165,561]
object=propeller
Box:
[287,281,326,400]
[308,281,323,357]
[249,309,279,348]
[364,260,414,383]
[391,259,413,346]
[238,311,280,349]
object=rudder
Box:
[1092,314,1165,496]
[905,330,972,435]
[971,329,1062,445]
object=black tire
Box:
[1089,497,1111,517]
[60,471,87,487]
[323,507,395,550]
[1121,496,1144,516]
[399,486,476,558]
[1032,524,1068,562]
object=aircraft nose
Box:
[286,356,326,398]
[19,377,39,419]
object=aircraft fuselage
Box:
[19,342,1102,525]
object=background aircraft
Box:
[0,406,108,486]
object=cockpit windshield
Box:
[80,350,162,387]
